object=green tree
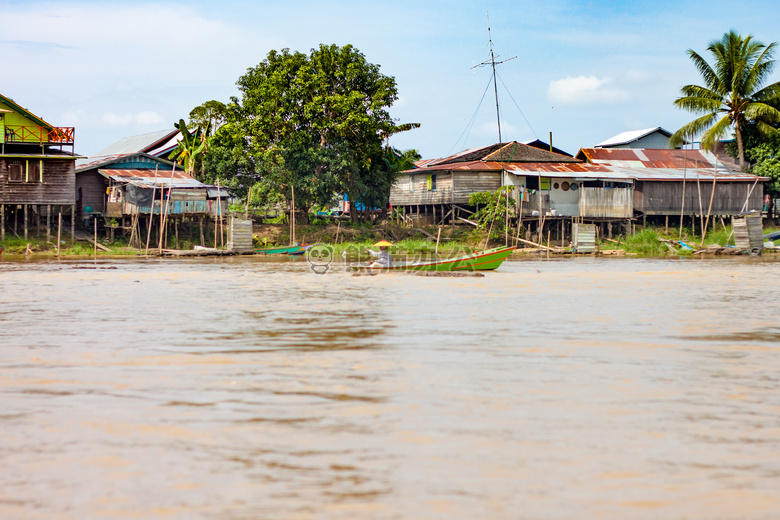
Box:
[746,130,780,215]
[469,186,516,230]
[670,30,780,167]
[200,118,257,198]
[189,100,228,133]
[231,44,404,222]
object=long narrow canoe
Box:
[352,246,516,272]
[256,243,310,255]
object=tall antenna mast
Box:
[472,12,515,144]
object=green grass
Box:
[607,222,766,255]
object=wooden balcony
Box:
[3,125,75,145]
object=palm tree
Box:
[670,30,780,167]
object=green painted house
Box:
[0,94,80,240]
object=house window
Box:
[409,174,415,192]
[8,161,23,182]
[28,162,40,183]
[427,174,437,191]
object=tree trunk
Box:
[735,122,745,169]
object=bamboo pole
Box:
[516,237,557,251]
[679,145,688,240]
[725,176,761,245]
[159,173,172,252]
[483,187,504,249]
[504,182,509,247]
[546,230,551,259]
[435,226,442,255]
[291,183,296,245]
[128,211,138,248]
[700,157,719,247]
[245,185,252,219]
[57,211,62,258]
[516,195,524,247]
[146,168,160,254]
[218,178,224,249]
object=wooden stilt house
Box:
[0,94,80,241]
[390,142,634,234]
[75,153,229,244]
[576,148,766,221]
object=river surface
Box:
[1,254,780,519]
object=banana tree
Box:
[168,119,211,178]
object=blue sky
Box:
[3,0,779,158]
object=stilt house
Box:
[390,141,634,228]
[0,94,80,240]
[576,148,765,220]
[76,154,229,221]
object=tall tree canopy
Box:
[228,44,404,221]
[670,30,780,166]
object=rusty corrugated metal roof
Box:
[99,169,205,188]
[577,147,739,170]
[406,147,765,183]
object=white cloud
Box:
[100,111,165,127]
[135,111,165,126]
[547,76,631,105]
[102,113,133,127]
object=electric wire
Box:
[497,72,538,140]
[447,73,494,156]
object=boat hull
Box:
[256,244,310,255]
[352,246,516,272]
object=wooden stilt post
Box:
[71,205,75,244]
[23,205,28,241]
[547,230,551,259]
[1,204,4,241]
[47,205,51,243]
[93,217,97,259]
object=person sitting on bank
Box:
[366,240,393,267]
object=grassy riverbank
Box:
[2,221,777,258]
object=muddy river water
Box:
[1,255,780,519]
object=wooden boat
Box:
[256,243,310,255]
[351,246,516,272]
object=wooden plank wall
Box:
[389,172,454,206]
[0,158,75,204]
[76,171,107,212]
[635,181,763,215]
[452,171,501,204]
[580,188,633,218]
